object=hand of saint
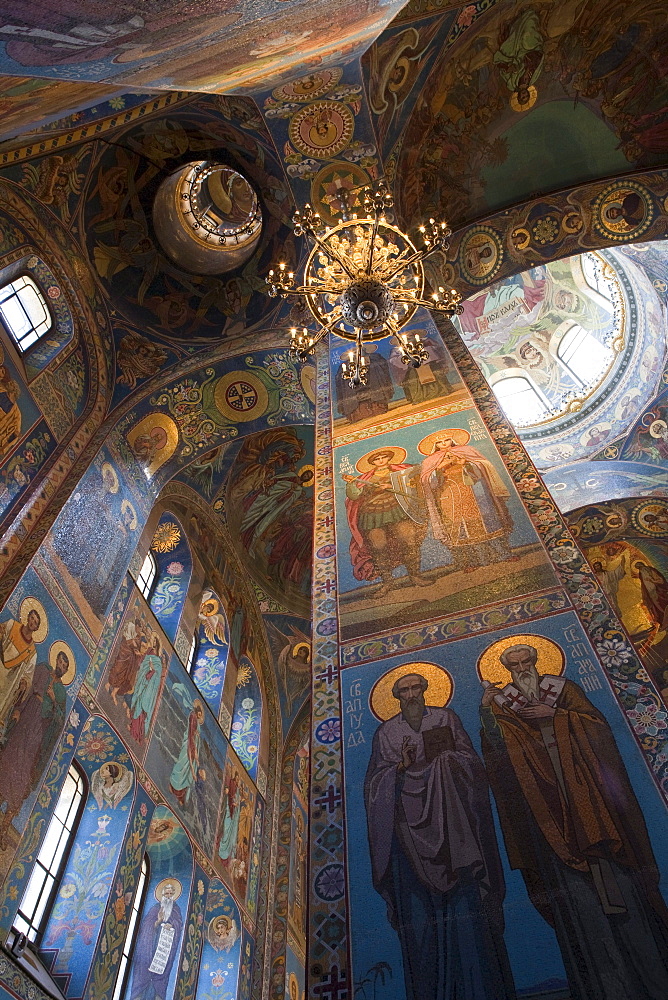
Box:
[481,682,502,707]
[400,735,417,769]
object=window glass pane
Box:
[136,551,157,599]
[185,635,197,674]
[0,275,52,352]
[558,324,610,385]
[38,819,66,871]
[53,771,77,823]
[493,375,548,425]
[0,297,31,337]
[18,865,48,923]
[29,875,55,939]
[13,763,84,942]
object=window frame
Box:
[489,369,551,426]
[110,854,150,1000]
[185,633,198,675]
[135,550,158,601]
[556,322,611,390]
[0,274,52,354]
[12,761,86,947]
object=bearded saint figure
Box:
[481,643,668,1000]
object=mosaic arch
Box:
[397,0,668,231]
[0,178,113,592]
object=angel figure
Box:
[91,762,133,810]
[198,590,229,646]
[267,620,311,716]
[208,914,239,953]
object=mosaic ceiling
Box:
[456,246,667,470]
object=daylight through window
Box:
[136,551,158,600]
[12,763,85,943]
[492,375,550,426]
[0,275,52,352]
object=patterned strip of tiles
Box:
[340,587,570,667]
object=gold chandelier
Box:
[267,182,463,387]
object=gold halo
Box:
[477,634,565,687]
[154,877,183,902]
[101,462,120,494]
[127,413,179,478]
[19,597,48,644]
[297,463,315,482]
[417,428,471,455]
[355,445,406,473]
[510,85,537,112]
[292,642,310,659]
[120,500,138,530]
[288,973,299,1000]
[209,913,233,940]
[370,662,453,721]
[49,640,76,685]
[300,364,316,403]
[201,597,220,617]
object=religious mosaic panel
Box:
[341,612,668,1000]
[334,408,558,641]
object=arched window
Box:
[190,589,229,715]
[148,513,192,644]
[230,657,262,781]
[0,274,52,353]
[12,762,86,944]
[557,323,611,389]
[111,855,149,1000]
[492,374,550,426]
[136,550,158,600]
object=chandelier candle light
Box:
[267,181,463,387]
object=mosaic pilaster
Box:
[308,344,349,999]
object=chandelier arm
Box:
[382,245,437,284]
[308,231,357,280]
[366,209,381,277]
[294,284,346,296]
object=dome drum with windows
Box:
[266,181,463,388]
[153,161,262,275]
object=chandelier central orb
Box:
[340,277,394,327]
[266,181,463,388]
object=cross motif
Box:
[317,579,336,595]
[317,662,338,686]
[315,785,341,813]
[505,688,527,710]
[541,680,560,701]
[313,965,348,1000]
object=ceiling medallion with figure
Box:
[266,181,463,388]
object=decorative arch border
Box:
[423,168,668,299]
[0,178,112,593]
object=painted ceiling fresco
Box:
[397,0,668,229]
[457,245,667,471]
[0,0,407,93]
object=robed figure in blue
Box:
[364,672,515,1000]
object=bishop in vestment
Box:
[364,672,515,1000]
[481,643,668,1000]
